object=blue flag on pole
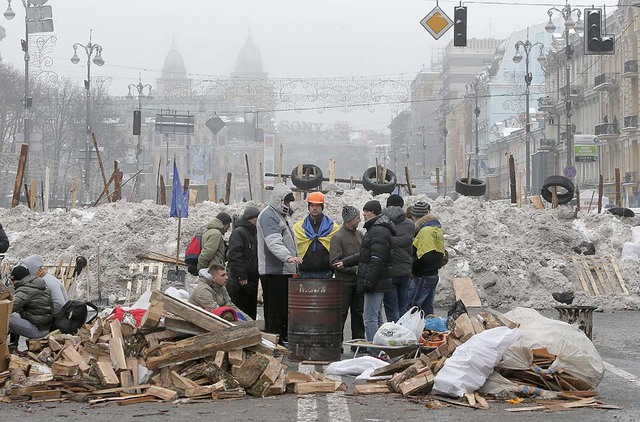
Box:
[170,159,189,218]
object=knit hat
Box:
[363,200,382,215]
[11,265,30,281]
[216,212,232,225]
[341,205,360,223]
[242,206,261,220]
[386,194,404,208]
[412,201,431,218]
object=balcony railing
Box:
[560,85,582,98]
[595,123,619,136]
[594,73,619,91]
[623,115,638,131]
[624,60,638,75]
[538,96,556,110]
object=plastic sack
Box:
[373,322,418,346]
[164,287,190,301]
[433,326,521,397]
[446,299,468,331]
[499,307,604,389]
[396,306,425,340]
[326,356,389,376]
[424,315,448,332]
[479,371,558,399]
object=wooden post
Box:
[328,159,336,184]
[277,144,284,183]
[587,191,596,213]
[551,186,559,209]
[127,174,139,202]
[188,189,197,207]
[466,153,472,187]
[85,261,90,302]
[92,133,111,202]
[160,175,167,205]
[40,180,45,212]
[405,166,414,196]
[375,158,380,182]
[71,176,78,209]
[12,143,28,208]
[380,166,388,185]
[114,161,122,201]
[183,178,190,210]
[516,172,522,208]
[208,179,217,202]
[350,175,354,190]
[245,154,253,201]
[508,154,517,204]
[259,162,265,203]
[93,171,117,207]
[574,185,581,218]
[615,168,621,206]
[44,166,50,212]
[224,172,232,205]
[435,167,440,197]
[156,157,162,204]
[29,179,37,211]
[598,174,604,214]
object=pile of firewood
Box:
[0,291,342,404]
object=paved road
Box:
[1,310,640,421]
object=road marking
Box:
[296,364,351,422]
[604,361,640,388]
[297,396,319,422]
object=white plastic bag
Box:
[433,326,521,397]
[396,306,425,340]
[373,322,418,346]
[326,356,388,376]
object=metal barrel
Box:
[288,278,342,362]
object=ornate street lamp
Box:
[71,30,104,204]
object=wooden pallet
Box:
[124,262,164,305]
[572,255,628,296]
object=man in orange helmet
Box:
[293,192,339,279]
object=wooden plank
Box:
[452,277,482,307]
[609,255,629,294]
[109,320,127,372]
[370,359,418,377]
[163,316,208,336]
[150,291,231,332]
[146,385,178,401]
[207,179,217,202]
[581,259,600,296]
[598,257,619,294]
[146,325,262,369]
[235,353,270,388]
[572,256,591,295]
[169,371,200,390]
[184,380,225,398]
[60,343,90,372]
[30,390,62,400]
[96,360,120,388]
[328,159,336,184]
[245,154,253,201]
[227,349,244,366]
[224,172,232,205]
[529,195,545,210]
[404,166,414,196]
[589,257,610,294]
[354,382,393,395]
[29,179,37,211]
[294,381,344,394]
[92,132,111,203]
[12,143,28,208]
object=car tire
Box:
[290,164,323,190]
[607,207,635,217]
[455,178,486,197]
[361,167,397,195]
[541,175,574,205]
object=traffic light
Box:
[133,110,141,135]
[453,6,467,47]
[585,8,615,55]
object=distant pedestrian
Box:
[293,192,339,279]
[197,212,232,270]
[226,206,261,320]
[357,200,395,343]
[330,205,365,341]
[408,201,445,315]
[0,222,8,253]
[382,194,414,322]
[257,183,301,344]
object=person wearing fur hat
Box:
[408,201,445,315]
[197,212,232,271]
[257,183,301,344]
[226,206,261,319]
[330,205,365,341]
[8,265,54,349]
[293,192,339,279]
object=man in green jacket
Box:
[8,265,54,348]
[189,264,247,321]
[197,212,232,271]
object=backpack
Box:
[185,234,203,275]
[51,301,98,334]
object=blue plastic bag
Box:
[424,316,448,332]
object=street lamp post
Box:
[127,74,152,197]
[71,30,104,204]
[513,28,544,193]
[545,0,583,168]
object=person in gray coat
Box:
[256,183,301,343]
[381,195,414,322]
[21,255,67,314]
[9,265,53,347]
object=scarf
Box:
[293,214,339,257]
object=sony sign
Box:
[278,121,324,132]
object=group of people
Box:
[200,183,446,347]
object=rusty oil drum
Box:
[288,278,342,362]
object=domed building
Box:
[155,39,192,98]
[231,35,267,79]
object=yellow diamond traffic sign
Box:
[420,6,453,40]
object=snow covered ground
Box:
[1,188,638,310]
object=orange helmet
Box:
[306,192,325,204]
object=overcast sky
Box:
[0,0,611,130]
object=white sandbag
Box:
[130,290,151,310]
[433,327,521,397]
[164,286,190,301]
[325,356,388,376]
[396,306,425,340]
[373,322,418,346]
[621,241,640,262]
[501,307,604,389]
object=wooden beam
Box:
[245,154,253,201]
[259,161,265,202]
[150,291,230,332]
[160,175,166,205]
[224,172,232,205]
[71,176,78,209]
[615,168,621,206]
[114,160,122,201]
[405,166,414,195]
[207,179,216,202]
[328,159,336,184]
[29,179,37,211]
[92,132,111,203]
[509,154,517,204]
[435,167,440,196]
[12,143,28,208]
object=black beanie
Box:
[216,212,232,225]
[363,200,382,215]
[386,194,404,208]
[11,265,30,281]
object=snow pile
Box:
[1,189,638,310]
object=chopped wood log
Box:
[213,351,226,369]
[261,332,279,345]
[354,382,394,395]
[286,371,314,384]
[169,370,200,390]
[30,389,62,400]
[146,385,178,401]
[247,379,271,397]
[28,340,47,353]
[144,329,180,348]
[163,315,207,336]
[212,388,246,400]
[61,343,90,372]
[398,368,434,396]
[453,313,475,342]
[95,361,120,388]
[474,393,489,409]
[150,291,230,332]
[470,316,485,335]
[235,353,270,388]
[184,380,225,398]
[294,381,345,394]
[180,362,239,390]
[115,395,159,406]
[227,349,244,366]
[52,361,79,377]
[140,298,164,329]
[48,337,63,352]
[268,372,287,395]
[260,357,283,385]
[146,325,262,369]
[371,359,418,377]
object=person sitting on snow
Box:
[20,254,68,314]
[188,263,249,321]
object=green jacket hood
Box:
[14,274,47,290]
[206,218,225,231]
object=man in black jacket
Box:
[226,207,261,319]
[0,222,9,254]
[357,200,395,342]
